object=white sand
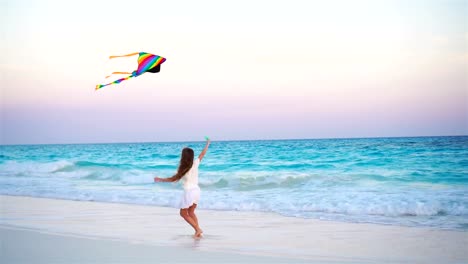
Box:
[1,227,308,263]
[1,195,467,263]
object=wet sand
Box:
[1,195,467,263]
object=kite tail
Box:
[95,72,137,90]
[109,52,140,59]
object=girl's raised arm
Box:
[198,139,211,162]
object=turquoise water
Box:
[1,136,467,229]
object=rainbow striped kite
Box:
[96,52,166,90]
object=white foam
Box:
[0,160,74,175]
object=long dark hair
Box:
[172,148,194,181]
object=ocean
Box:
[1,136,467,230]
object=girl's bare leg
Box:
[188,204,203,237]
[179,209,202,237]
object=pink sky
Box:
[2,0,467,144]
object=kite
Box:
[95,52,166,90]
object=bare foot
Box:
[194,229,203,238]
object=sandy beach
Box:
[1,195,467,263]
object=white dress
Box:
[179,158,201,209]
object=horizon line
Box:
[1,134,467,147]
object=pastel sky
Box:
[2,0,467,144]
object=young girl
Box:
[154,139,211,238]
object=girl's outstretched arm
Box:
[154,176,177,183]
[198,139,211,162]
